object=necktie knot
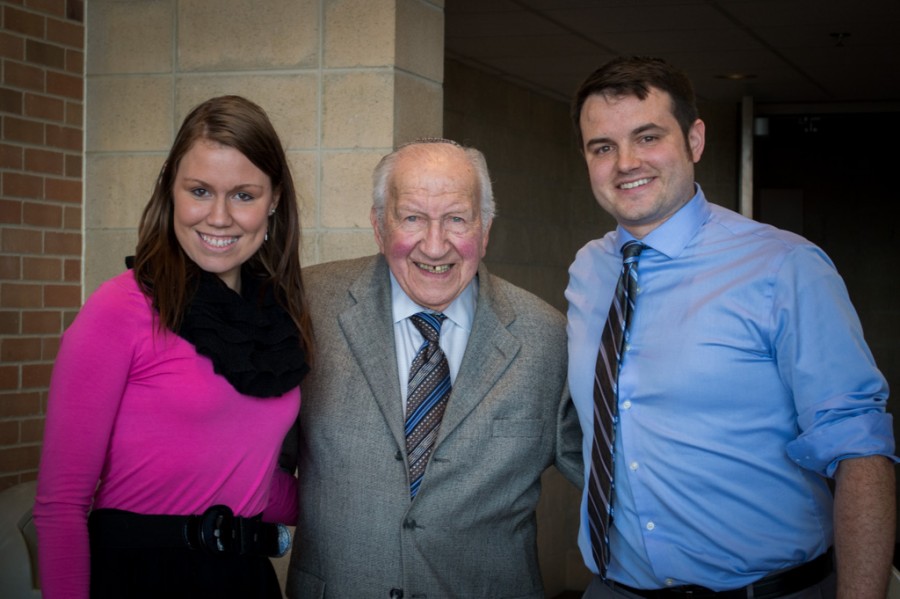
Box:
[410,312,445,345]
[622,240,645,263]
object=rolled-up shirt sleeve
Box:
[775,244,894,477]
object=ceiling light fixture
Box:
[715,73,757,81]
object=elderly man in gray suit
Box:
[282,138,582,599]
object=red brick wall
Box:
[0,0,84,491]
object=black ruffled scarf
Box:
[176,269,309,398]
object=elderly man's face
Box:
[372,145,490,312]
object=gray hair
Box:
[371,138,495,232]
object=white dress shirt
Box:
[389,271,478,412]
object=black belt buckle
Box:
[190,504,235,555]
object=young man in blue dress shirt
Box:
[567,55,895,599]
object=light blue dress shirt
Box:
[389,272,477,412]
[566,186,894,590]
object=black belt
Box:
[89,505,291,558]
[608,548,833,599]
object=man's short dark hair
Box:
[571,56,699,151]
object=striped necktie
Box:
[587,240,645,575]
[405,312,452,499]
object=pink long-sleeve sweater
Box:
[33,270,300,599]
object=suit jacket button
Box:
[389,588,404,598]
[395,450,403,461]
[403,518,416,529]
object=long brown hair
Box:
[133,95,313,362]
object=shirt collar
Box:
[615,184,711,259]
[389,270,478,332]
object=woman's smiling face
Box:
[172,139,278,292]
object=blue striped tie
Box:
[405,312,452,499]
[587,240,645,575]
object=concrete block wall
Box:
[83,0,445,297]
[0,0,85,491]
[0,0,449,493]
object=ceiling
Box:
[444,0,900,110]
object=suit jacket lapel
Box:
[338,255,407,450]
[438,264,521,442]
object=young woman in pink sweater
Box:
[34,95,313,598]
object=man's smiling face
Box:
[579,86,705,238]
[372,144,490,312]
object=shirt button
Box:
[629,461,639,471]
[646,521,655,531]
[622,400,632,410]
[665,579,675,587]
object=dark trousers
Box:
[89,544,282,599]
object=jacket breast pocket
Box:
[491,418,544,438]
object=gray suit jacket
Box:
[284,255,582,599]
